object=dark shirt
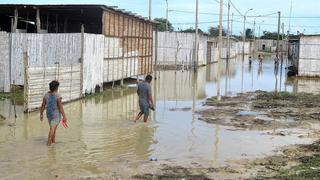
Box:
[137,81,152,105]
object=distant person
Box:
[249,56,252,65]
[40,80,67,146]
[258,54,263,65]
[274,54,280,66]
[135,75,154,123]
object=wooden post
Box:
[80,24,84,96]
[36,8,41,33]
[12,8,18,32]
[137,21,141,81]
[154,29,158,79]
[23,51,29,113]
[130,19,134,77]
[276,11,281,57]
[121,15,125,86]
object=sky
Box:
[1,0,320,35]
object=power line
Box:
[169,9,220,16]
[229,0,243,16]
[169,9,320,19]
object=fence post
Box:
[23,51,29,113]
[80,24,84,96]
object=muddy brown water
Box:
[0,55,319,179]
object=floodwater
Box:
[0,55,319,179]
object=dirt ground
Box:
[132,91,320,179]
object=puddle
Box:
[0,56,320,179]
[236,111,267,116]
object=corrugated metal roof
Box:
[0,4,158,24]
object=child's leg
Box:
[47,126,55,146]
[52,125,58,143]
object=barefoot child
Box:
[40,80,67,146]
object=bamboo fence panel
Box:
[25,63,81,112]
[10,33,82,85]
[0,32,10,92]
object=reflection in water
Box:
[258,64,263,77]
[1,56,320,178]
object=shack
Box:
[0,4,156,112]
[289,35,320,77]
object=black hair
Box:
[49,80,60,92]
[145,75,153,82]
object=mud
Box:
[198,91,320,131]
[191,91,320,179]
[242,140,320,179]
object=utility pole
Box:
[166,0,169,31]
[230,13,234,37]
[258,20,264,39]
[242,15,245,60]
[194,0,199,71]
[281,23,285,40]
[217,0,223,101]
[242,8,253,61]
[253,19,256,54]
[276,11,281,57]
[226,0,231,60]
[218,0,224,60]
[149,0,152,20]
[288,0,293,36]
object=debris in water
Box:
[149,157,158,161]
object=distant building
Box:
[289,35,320,77]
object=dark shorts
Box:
[139,102,150,117]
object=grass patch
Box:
[0,93,11,101]
[276,155,320,179]
[0,88,24,102]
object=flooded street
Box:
[0,56,319,179]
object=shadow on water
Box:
[1,55,320,178]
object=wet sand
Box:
[1,56,320,179]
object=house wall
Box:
[298,36,320,76]
[293,78,320,94]
[254,39,288,52]
[10,33,82,85]
[102,10,153,75]
[156,32,208,66]
[0,32,10,92]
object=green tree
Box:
[154,18,174,32]
[208,26,226,37]
[261,31,283,40]
[245,28,254,39]
[180,27,204,34]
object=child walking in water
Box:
[40,80,67,146]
